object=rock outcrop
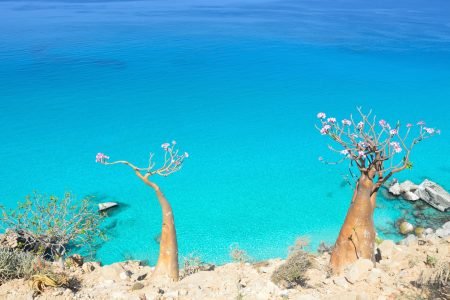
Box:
[414,179,450,211]
[388,179,450,211]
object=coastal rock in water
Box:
[402,191,420,201]
[399,221,414,235]
[388,183,401,196]
[399,180,419,193]
[414,180,450,212]
[98,202,118,212]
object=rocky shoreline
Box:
[0,222,448,300]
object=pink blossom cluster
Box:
[389,142,402,153]
[95,153,109,163]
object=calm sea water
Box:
[0,0,449,265]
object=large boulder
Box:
[414,180,450,211]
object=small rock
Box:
[435,228,450,238]
[414,227,425,237]
[98,202,119,212]
[131,282,145,291]
[377,240,396,260]
[82,261,101,273]
[400,234,417,246]
[424,228,434,235]
[443,221,450,230]
[345,259,373,284]
[367,268,383,284]
[333,276,349,289]
[399,221,414,235]
[120,270,132,280]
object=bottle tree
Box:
[316,108,439,274]
[96,141,188,281]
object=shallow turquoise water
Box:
[0,0,449,265]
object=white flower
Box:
[317,112,326,119]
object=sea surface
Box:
[0,0,449,265]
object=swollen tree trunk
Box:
[330,175,377,274]
[136,172,179,281]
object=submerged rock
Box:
[414,180,450,211]
[98,202,118,212]
[399,221,414,235]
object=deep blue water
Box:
[0,0,449,265]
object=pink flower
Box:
[424,127,435,134]
[327,117,336,123]
[340,149,350,156]
[317,112,326,119]
[357,122,364,129]
[320,125,331,135]
[406,123,413,128]
[342,119,351,126]
[161,143,170,150]
[358,151,366,158]
[95,153,109,163]
[389,129,398,136]
[390,142,402,153]
[379,120,387,127]
[417,121,425,126]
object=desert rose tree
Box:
[316,108,439,274]
[96,141,188,281]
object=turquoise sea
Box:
[0,0,449,265]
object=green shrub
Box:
[0,192,104,266]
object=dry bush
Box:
[271,237,315,288]
[181,253,203,278]
[417,260,449,298]
[0,248,37,283]
[229,243,251,263]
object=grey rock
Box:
[414,180,450,211]
[443,221,450,230]
[388,183,401,196]
[402,191,420,201]
[435,228,450,238]
[399,180,419,193]
[400,234,417,246]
